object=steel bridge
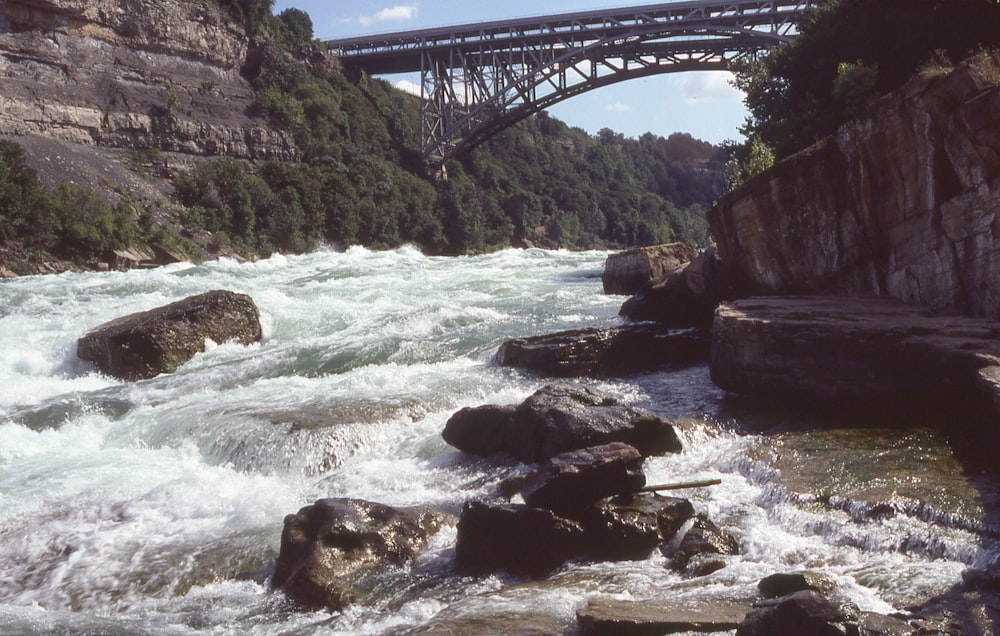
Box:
[326,0,815,163]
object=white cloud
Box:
[606,101,633,112]
[359,4,419,27]
[394,79,421,96]
[678,72,744,104]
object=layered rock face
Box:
[710,61,1000,320]
[0,0,294,159]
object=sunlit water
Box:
[0,247,994,635]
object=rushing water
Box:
[0,247,996,635]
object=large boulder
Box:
[710,296,1000,409]
[272,498,444,610]
[603,243,697,295]
[620,248,732,328]
[77,290,262,381]
[495,324,710,377]
[454,500,587,577]
[521,443,646,516]
[443,383,683,463]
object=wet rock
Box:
[77,290,262,381]
[670,515,740,573]
[272,498,444,610]
[620,248,731,328]
[495,325,710,377]
[454,500,587,577]
[441,405,517,457]
[579,495,695,562]
[578,596,750,635]
[655,496,698,541]
[710,296,1000,407]
[603,243,697,295]
[736,591,860,636]
[856,612,914,636]
[522,443,646,517]
[976,365,1000,418]
[443,383,683,463]
[758,571,838,599]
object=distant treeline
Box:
[1,0,724,266]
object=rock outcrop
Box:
[521,443,646,516]
[442,383,683,463]
[77,290,262,380]
[272,498,444,610]
[602,243,697,295]
[0,0,295,160]
[709,57,1000,320]
[710,296,1000,410]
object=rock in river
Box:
[602,243,697,295]
[443,383,683,463]
[521,442,646,516]
[495,324,710,377]
[272,498,444,610]
[77,290,262,381]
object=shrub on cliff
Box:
[0,140,139,261]
[733,0,1000,160]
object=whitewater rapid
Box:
[0,247,993,635]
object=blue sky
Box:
[272,1,750,145]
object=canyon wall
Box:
[0,0,294,159]
[709,60,1000,320]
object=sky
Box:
[272,1,751,145]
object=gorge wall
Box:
[0,0,294,160]
[709,58,1000,320]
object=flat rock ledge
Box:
[710,296,1000,415]
[77,290,262,381]
[578,596,750,635]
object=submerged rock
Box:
[443,383,682,463]
[77,290,262,381]
[710,296,1000,410]
[521,443,646,516]
[272,498,444,610]
[602,243,697,295]
[495,325,710,377]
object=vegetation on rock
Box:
[730,0,1000,164]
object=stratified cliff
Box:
[710,55,1000,320]
[0,0,294,159]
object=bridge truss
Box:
[327,0,814,163]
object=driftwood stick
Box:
[638,478,722,493]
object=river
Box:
[0,247,995,635]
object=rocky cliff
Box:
[0,0,294,159]
[709,56,1000,320]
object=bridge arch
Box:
[327,0,814,163]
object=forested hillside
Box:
[0,0,724,273]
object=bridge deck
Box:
[326,0,808,74]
